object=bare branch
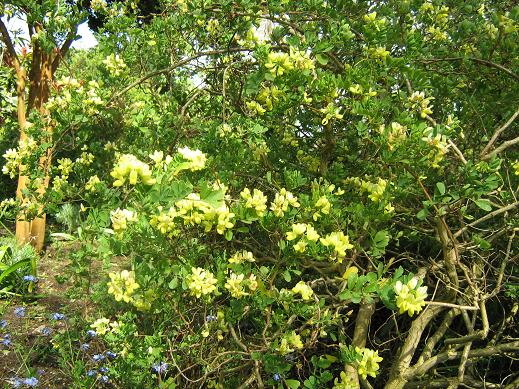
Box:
[419,57,519,82]
[482,135,519,160]
[481,105,519,157]
[0,18,20,72]
[454,201,519,238]
[405,340,519,379]
[52,27,78,74]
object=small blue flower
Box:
[41,327,53,336]
[92,354,105,362]
[51,313,66,321]
[152,361,168,375]
[206,314,217,322]
[22,377,39,387]
[37,370,45,376]
[23,275,38,283]
[2,333,11,347]
[86,330,97,338]
[0,319,6,329]
[8,377,22,388]
[100,375,109,383]
[99,367,109,374]
[80,343,90,351]
[273,373,281,382]
[13,307,26,318]
[86,370,97,377]
[105,351,117,359]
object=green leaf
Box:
[315,53,328,65]
[475,199,492,211]
[436,182,446,195]
[285,379,301,389]
[0,258,31,285]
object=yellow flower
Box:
[292,281,314,301]
[305,224,320,242]
[225,272,248,298]
[187,267,218,298]
[320,231,354,262]
[240,188,268,216]
[265,51,294,77]
[107,270,140,303]
[313,195,331,220]
[270,188,300,217]
[342,266,358,280]
[513,161,519,176]
[102,54,127,76]
[177,146,207,171]
[355,347,383,379]
[286,223,307,241]
[293,240,308,253]
[228,250,255,264]
[277,331,304,355]
[407,91,434,118]
[110,154,156,186]
[90,318,111,335]
[110,208,137,234]
[394,278,428,317]
[245,101,266,116]
[289,47,315,71]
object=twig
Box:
[453,201,519,238]
[480,105,519,157]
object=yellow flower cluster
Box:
[291,281,314,301]
[320,231,354,262]
[286,223,320,253]
[313,195,331,221]
[289,47,315,71]
[85,175,101,192]
[224,272,257,298]
[320,103,343,125]
[177,146,206,171]
[277,331,304,355]
[228,250,255,264]
[149,206,179,237]
[368,46,390,62]
[151,193,234,236]
[107,270,140,303]
[421,127,450,168]
[270,188,300,217]
[240,188,268,216]
[245,100,266,116]
[187,267,218,298]
[382,122,407,150]
[349,176,387,202]
[102,53,127,76]
[84,80,104,115]
[110,208,137,233]
[257,85,283,111]
[177,193,235,234]
[265,51,294,77]
[90,317,121,336]
[110,154,156,187]
[512,161,519,176]
[2,137,38,178]
[407,91,434,118]
[355,347,383,379]
[394,278,428,317]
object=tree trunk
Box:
[14,48,54,252]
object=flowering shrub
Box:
[1,0,518,388]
